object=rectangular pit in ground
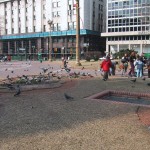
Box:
[86,90,150,107]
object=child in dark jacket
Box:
[101,56,112,81]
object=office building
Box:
[0,0,106,59]
[102,0,150,55]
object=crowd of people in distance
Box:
[100,52,150,81]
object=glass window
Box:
[57,23,61,31]
[52,2,57,8]
[134,27,137,31]
[134,36,137,40]
[130,27,133,31]
[138,26,141,31]
[142,35,145,40]
[108,28,111,32]
[57,1,61,7]
[68,22,73,30]
[138,36,141,40]
[115,28,118,32]
[53,24,57,31]
[130,36,133,40]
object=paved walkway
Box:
[0,60,150,150]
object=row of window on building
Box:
[108,17,150,26]
[108,7,150,18]
[108,35,150,41]
[108,25,150,32]
[108,0,150,10]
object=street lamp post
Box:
[47,20,53,62]
[32,46,35,61]
[75,0,81,66]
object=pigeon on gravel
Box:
[130,78,136,83]
[64,93,74,101]
[40,67,49,73]
[14,85,21,96]
[6,83,15,90]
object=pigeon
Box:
[40,67,49,73]
[14,85,21,96]
[142,77,146,81]
[7,84,15,90]
[64,93,74,101]
[81,67,84,70]
[130,78,136,83]
[147,83,150,86]
[57,76,61,80]
[7,75,13,82]
[65,68,71,73]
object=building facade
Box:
[102,0,150,55]
[0,0,106,60]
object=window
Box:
[43,25,46,31]
[5,29,7,34]
[73,22,76,29]
[57,24,61,31]
[57,1,61,7]
[53,24,57,31]
[57,11,60,17]
[52,2,57,8]
[52,12,57,17]
[43,14,46,19]
[43,5,46,10]
[68,22,73,30]
[12,28,14,34]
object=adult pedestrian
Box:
[101,56,112,81]
[121,53,129,76]
[128,52,136,77]
[134,56,144,78]
[147,58,150,78]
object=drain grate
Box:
[86,90,150,107]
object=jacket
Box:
[101,59,112,71]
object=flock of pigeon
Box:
[0,61,150,99]
[0,62,98,98]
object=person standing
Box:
[135,57,144,78]
[121,53,129,76]
[147,58,150,78]
[128,52,136,77]
[101,56,112,81]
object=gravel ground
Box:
[0,76,150,150]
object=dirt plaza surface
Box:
[0,60,150,150]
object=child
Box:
[101,56,112,81]
[134,57,144,78]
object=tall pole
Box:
[75,0,81,65]
[47,20,53,61]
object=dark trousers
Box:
[103,71,109,80]
[128,62,135,76]
[148,69,150,78]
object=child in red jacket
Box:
[101,56,112,81]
